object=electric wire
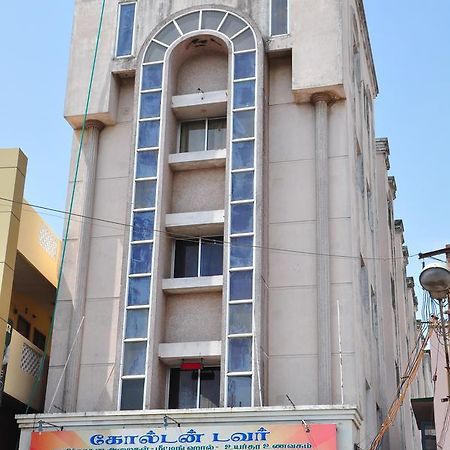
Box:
[430,256,447,263]
[3,191,436,421]
[367,318,436,450]
[0,195,420,262]
[6,197,436,437]
[24,0,106,415]
[369,328,431,449]
[431,338,441,395]
[355,321,430,450]
[398,322,429,390]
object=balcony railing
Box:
[4,329,48,411]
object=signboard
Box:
[30,423,336,450]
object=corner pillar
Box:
[63,120,104,412]
[311,93,332,404]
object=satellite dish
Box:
[419,263,450,300]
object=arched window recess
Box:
[119,8,262,411]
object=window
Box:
[271,0,289,36]
[17,315,30,339]
[33,329,46,351]
[169,367,220,408]
[179,118,227,153]
[228,376,251,407]
[174,237,223,278]
[121,378,145,410]
[116,2,136,57]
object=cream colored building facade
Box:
[17,1,425,449]
[0,149,61,449]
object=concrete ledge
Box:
[111,57,137,78]
[162,275,223,294]
[292,84,346,104]
[172,90,227,120]
[16,405,362,428]
[169,149,226,171]
[266,34,293,55]
[159,340,221,362]
[165,210,224,235]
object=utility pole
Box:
[419,245,450,403]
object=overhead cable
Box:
[0,195,419,262]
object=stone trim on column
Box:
[63,120,104,412]
[311,92,332,405]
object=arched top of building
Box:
[140,8,259,65]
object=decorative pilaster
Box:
[63,120,104,412]
[311,93,332,404]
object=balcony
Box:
[168,149,226,171]
[159,340,221,365]
[171,90,227,120]
[165,210,224,235]
[162,275,223,294]
[4,329,47,411]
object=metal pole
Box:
[438,296,450,402]
[337,300,344,405]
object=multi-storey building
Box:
[16,1,424,449]
[0,149,61,449]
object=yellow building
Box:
[0,148,61,449]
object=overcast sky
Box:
[0,1,448,295]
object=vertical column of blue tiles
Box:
[120,51,165,409]
[226,37,257,407]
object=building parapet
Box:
[355,0,379,96]
[376,137,390,170]
[403,245,409,258]
[388,176,397,199]
[395,219,404,234]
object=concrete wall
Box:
[45,76,135,412]
[171,168,225,213]
[266,55,319,405]
[64,0,376,127]
[164,292,222,343]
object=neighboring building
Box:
[412,347,438,450]
[429,329,449,450]
[431,251,450,450]
[411,251,450,450]
[0,149,61,450]
[16,2,423,449]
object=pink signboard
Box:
[30,422,336,450]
